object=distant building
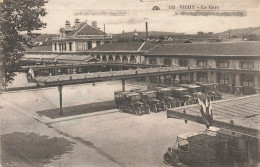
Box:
[144,42,260,95]
[51,19,112,53]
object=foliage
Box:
[247,34,260,41]
[0,0,47,89]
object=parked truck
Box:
[114,91,149,116]
[163,128,253,167]
[200,83,222,100]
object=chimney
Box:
[65,20,71,29]
[75,18,80,24]
[146,22,148,40]
[92,21,97,27]
[74,18,80,29]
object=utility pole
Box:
[104,24,106,43]
[146,22,148,40]
[228,30,231,42]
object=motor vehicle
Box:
[163,128,248,167]
[114,91,149,116]
[171,87,193,106]
[196,83,222,100]
[139,90,164,112]
[130,88,143,93]
[155,87,179,109]
[179,84,203,103]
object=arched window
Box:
[54,43,57,51]
[130,55,136,64]
[102,55,107,62]
[69,42,72,51]
[108,55,114,62]
[59,43,62,51]
[122,55,128,63]
[115,55,121,63]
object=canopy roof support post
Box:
[171,75,174,86]
[58,84,63,116]
[122,79,125,91]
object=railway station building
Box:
[144,42,260,95]
[51,19,112,53]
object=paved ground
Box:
[49,110,205,167]
[0,79,238,167]
[0,99,122,167]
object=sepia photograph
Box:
[0,0,260,166]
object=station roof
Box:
[174,87,188,91]
[23,54,59,60]
[22,54,98,63]
[26,45,52,52]
[68,22,105,36]
[87,42,155,53]
[167,94,260,137]
[55,55,97,61]
[145,42,260,58]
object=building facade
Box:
[86,42,155,64]
[51,19,112,53]
[144,42,260,95]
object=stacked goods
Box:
[187,134,219,163]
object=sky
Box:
[38,0,260,34]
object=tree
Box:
[0,0,47,89]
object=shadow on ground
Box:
[36,100,116,119]
[1,132,75,167]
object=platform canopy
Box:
[34,66,201,86]
[167,94,260,138]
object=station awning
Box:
[34,66,201,86]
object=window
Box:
[219,73,229,84]
[54,43,57,51]
[149,58,157,65]
[122,55,128,63]
[217,60,229,68]
[180,74,187,81]
[108,55,114,62]
[64,43,66,51]
[96,41,101,46]
[115,55,121,63]
[102,55,107,62]
[240,61,254,69]
[179,59,188,67]
[242,75,254,87]
[197,60,207,67]
[69,42,72,51]
[198,72,208,82]
[88,42,92,49]
[59,43,62,51]
[163,58,172,66]
[130,55,136,64]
